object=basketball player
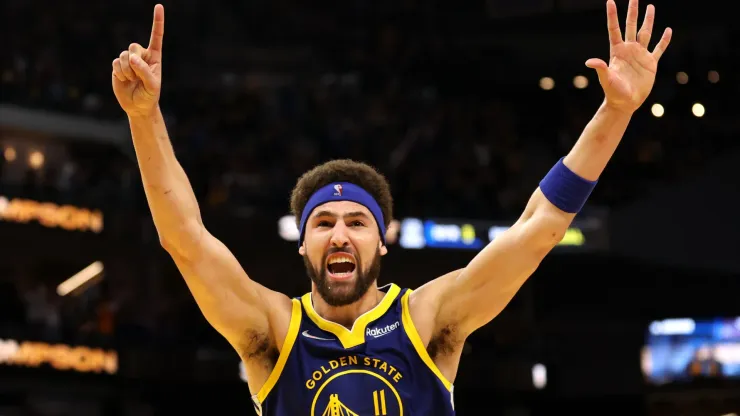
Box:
[112,1,671,414]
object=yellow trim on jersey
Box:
[301,283,401,349]
[256,298,302,404]
[400,290,453,391]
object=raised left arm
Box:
[412,0,672,339]
[431,103,630,336]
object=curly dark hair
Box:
[290,159,393,231]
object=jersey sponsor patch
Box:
[366,321,400,339]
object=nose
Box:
[329,222,350,248]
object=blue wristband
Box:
[539,158,597,214]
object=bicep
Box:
[168,228,291,352]
[438,200,572,334]
[427,232,531,337]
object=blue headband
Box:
[298,182,386,246]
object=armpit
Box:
[427,324,464,359]
[241,328,277,362]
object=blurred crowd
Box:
[1,0,739,348]
[0,272,115,346]
[0,259,205,347]
[3,0,738,222]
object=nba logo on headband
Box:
[298,182,386,246]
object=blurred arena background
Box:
[1,0,739,414]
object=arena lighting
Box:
[539,77,554,90]
[28,150,44,169]
[278,215,400,244]
[676,71,688,84]
[57,261,104,296]
[708,70,720,83]
[3,147,16,162]
[649,318,696,335]
[692,102,705,117]
[0,196,104,233]
[651,103,664,118]
[532,363,547,389]
[0,338,117,374]
[572,75,588,89]
[278,215,595,250]
[240,361,248,382]
[278,215,299,241]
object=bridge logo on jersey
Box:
[306,355,405,415]
[311,370,402,416]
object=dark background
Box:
[1,0,739,414]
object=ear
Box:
[298,243,306,256]
[379,241,388,256]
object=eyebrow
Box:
[312,210,371,221]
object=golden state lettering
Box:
[305,355,404,389]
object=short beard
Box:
[304,247,382,307]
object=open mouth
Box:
[326,253,357,279]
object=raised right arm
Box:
[130,108,292,353]
[111,5,292,357]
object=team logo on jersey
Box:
[311,370,402,416]
[306,355,405,415]
[333,184,343,196]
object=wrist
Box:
[127,106,161,124]
[601,99,636,118]
[539,157,598,214]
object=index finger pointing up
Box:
[148,4,165,53]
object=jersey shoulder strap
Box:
[254,298,303,404]
[399,289,453,391]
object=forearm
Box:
[563,101,633,181]
[438,103,633,333]
[520,102,633,240]
[129,106,204,253]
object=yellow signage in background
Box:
[460,224,476,244]
[0,338,117,374]
[0,195,103,233]
[558,228,586,246]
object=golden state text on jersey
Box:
[250,284,455,416]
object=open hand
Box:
[112,4,165,118]
[586,0,672,114]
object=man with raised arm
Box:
[112,1,670,414]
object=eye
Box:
[317,220,332,228]
[350,220,365,227]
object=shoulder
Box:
[405,269,465,347]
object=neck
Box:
[311,284,384,329]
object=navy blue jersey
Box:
[252,283,455,416]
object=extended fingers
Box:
[606,0,623,47]
[625,0,640,42]
[638,4,655,47]
[652,27,673,61]
[148,4,165,53]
